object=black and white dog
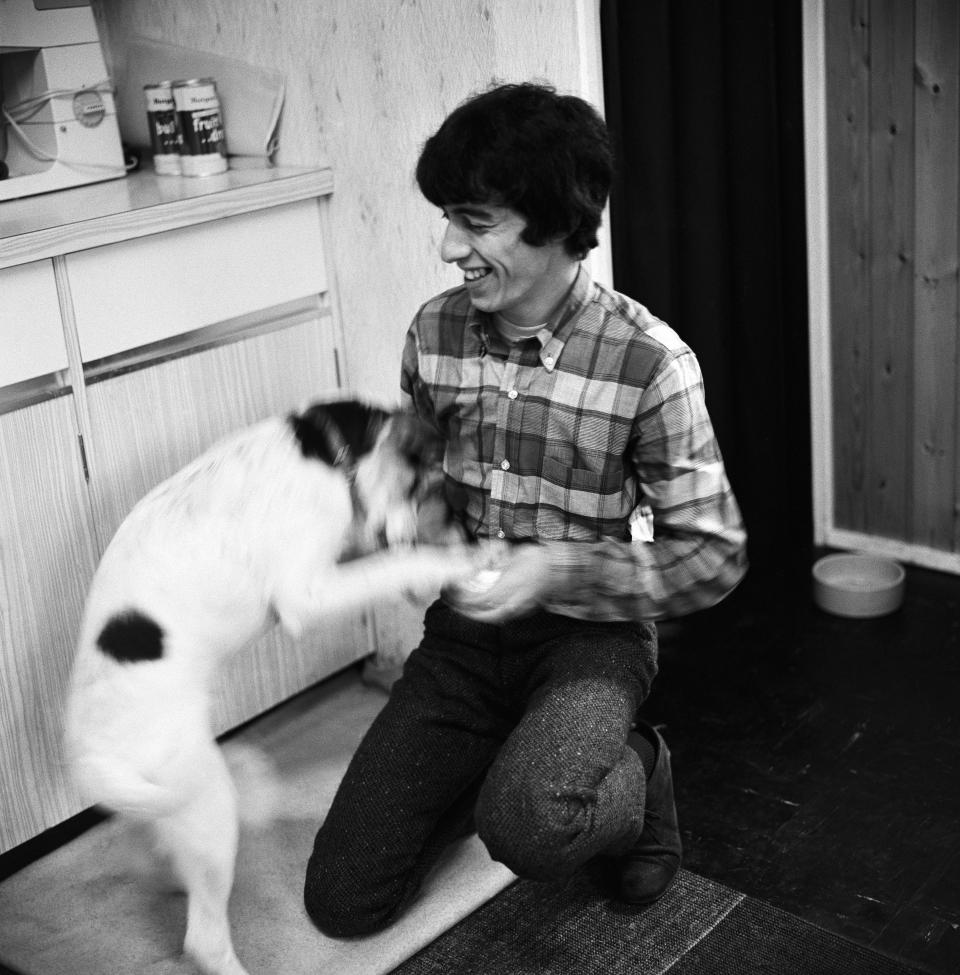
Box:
[64,399,476,975]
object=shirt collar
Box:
[466,265,594,371]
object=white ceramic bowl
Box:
[812,553,906,618]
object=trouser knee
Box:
[303,846,402,938]
[476,773,586,881]
[476,743,646,881]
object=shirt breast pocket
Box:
[542,448,620,495]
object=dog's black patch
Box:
[289,400,388,466]
[96,610,164,663]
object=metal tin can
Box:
[143,82,182,176]
[172,77,228,177]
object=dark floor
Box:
[645,556,960,975]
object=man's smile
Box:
[463,267,492,282]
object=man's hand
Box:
[442,542,556,623]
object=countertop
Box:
[0,165,333,270]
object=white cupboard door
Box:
[0,261,68,387]
[82,314,366,732]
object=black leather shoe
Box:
[617,722,682,904]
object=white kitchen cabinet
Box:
[82,311,366,735]
[0,395,99,852]
[0,261,67,388]
[0,166,366,854]
[65,201,328,363]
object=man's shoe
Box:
[617,722,682,904]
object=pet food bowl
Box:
[811,553,905,618]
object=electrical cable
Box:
[1,78,133,171]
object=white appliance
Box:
[0,0,126,201]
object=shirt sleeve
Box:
[542,349,748,622]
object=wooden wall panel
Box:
[826,0,872,534]
[827,0,960,556]
[912,0,960,550]
[865,0,914,538]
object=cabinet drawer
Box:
[65,200,328,363]
[0,261,68,387]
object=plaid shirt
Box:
[401,267,747,621]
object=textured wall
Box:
[93,0,605,398]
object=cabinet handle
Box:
[77,434,90,483]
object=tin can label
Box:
[173,79,227,159]
[144,84,181,159]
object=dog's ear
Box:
[388,412,445,471]
[289,401,388,465]
[415,478,469,544]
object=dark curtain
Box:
[601,0,812,597]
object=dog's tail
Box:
[71,755,186,819]
[72,745,284,824]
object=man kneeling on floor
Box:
[304,81,748,935]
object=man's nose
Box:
[440,220,471,263]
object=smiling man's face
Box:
[439,202,577,327]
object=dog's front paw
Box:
[439,540,519,617]
[399,543,478,603]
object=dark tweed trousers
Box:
[304,599,659,937]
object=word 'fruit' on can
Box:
[143,82,181,176]
[172,77,228,177]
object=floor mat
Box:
[393,869,744,974]
[0,672,515,975]
[667,896,935,975]
[393,869,932,975]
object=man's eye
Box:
[463,217,493,232]
[441,210,490,232]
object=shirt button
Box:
[507,389,518,400]
[500,459,510,471]
[497,530,506,539]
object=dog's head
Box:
[290,400,461,550]
[290,400,389,467]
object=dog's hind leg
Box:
[152,744,250,975]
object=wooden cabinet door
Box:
[0,395,98,852]
[81,313,368,733]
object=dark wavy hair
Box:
[415,82,614,259]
